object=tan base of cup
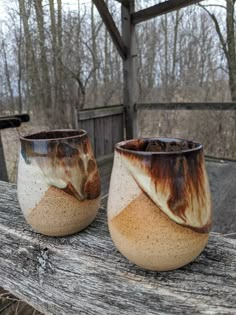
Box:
[25,186,100,237]
[109,192,209,271]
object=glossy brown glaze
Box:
[20,130,101,201]
[115,138,212,232]
[18,130,101,236]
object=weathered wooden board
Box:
[132,0,204,25]
[206,159,236,235]
[0,160,235,315]
[79,119,95,151]
[94,117,105,158]
[78,108,124,158]
[137,102,236,110]
[97,155,113,196]
[104,116,113,155]
[112,114,124,148]
[78,106,124,121]
[0,135,8,182]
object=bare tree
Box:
[200,1,236,100]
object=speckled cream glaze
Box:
[107,137,212,271]
[17,130,101,236]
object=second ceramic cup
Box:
[17,129,101,236]
[107,137,212,271]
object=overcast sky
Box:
[0,0,226,19]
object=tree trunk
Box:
[200,1,236,101]
[49,0,58,114]
[34,0,51,115]
[15,14,23,113]
[57,0,65,122]
[19,0,41,114]
[2,40,15,112]
[163,15,169,100]
[91,2,98,102]
[226,0,236,101]
[171,10,180,95]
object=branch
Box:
[203,4,226,10]
[199,4,229,63]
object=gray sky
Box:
[0,0,226,19]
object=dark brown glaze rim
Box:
[20,129,87,142]
[116,137,203,156]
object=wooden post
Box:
[122,0,138,139]
[0,134,8,182]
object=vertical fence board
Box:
[112,114,124,149]
[78,107,124,158]
[79,120,95,151]
[94,117,105,158]
[104,116,113,155]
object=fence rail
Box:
[137,102,236,110]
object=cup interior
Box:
[117,137,202,154]
[20,129,86,141]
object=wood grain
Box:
[94,117,105,158]
[79,119,95,151]
[137,102,236,110]
[112,114,124,148]
[104,116,113,155]
[206,159,236,235]
[78,106,124,121]
[0,160,235,315]
[132,0,204,25]
[92,0,127,60]
[0,134,8,182]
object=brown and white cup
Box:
[17,130,101,236]
[107,137,212,271]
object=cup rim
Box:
[20,129,87,142]
[115,137,203,155]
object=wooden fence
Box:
[0,103,235,182]
[79,102,236,160]
[78,105,124,160]
[137,103,236,160]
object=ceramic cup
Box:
[107,137,212,271]
[17,130,101,236]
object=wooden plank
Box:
[114,0,129,5]
[0,135,8,182]
[94,117,105,158]
[206,159,236,236]
[0,118,21,130]
[0,175,235,315]
[104,116,113,155]
[97,156,113,196]
[0,114,30,123]
[79,119,95,151]
[122,1,138,139]
[92,0,127,60]
[78,105,124,121]
[137,103,236,110]
[112,114,124,148]
[132,0,204,25]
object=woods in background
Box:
[0,0,234,127]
